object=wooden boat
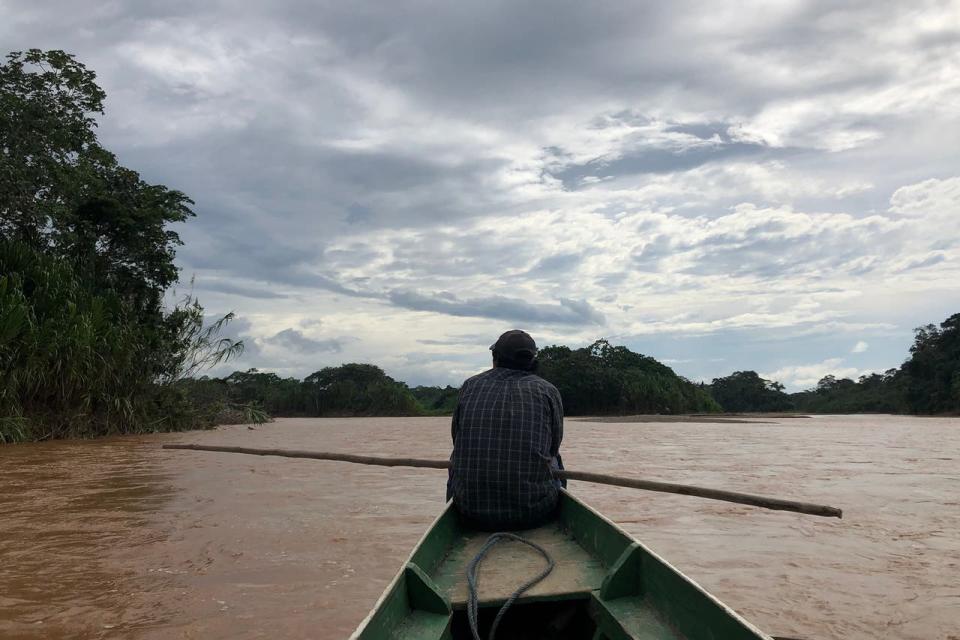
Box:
[350,489,772,639]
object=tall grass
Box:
[0,240,254,442]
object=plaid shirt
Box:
[447,367,565,529]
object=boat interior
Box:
[351,491,769,640]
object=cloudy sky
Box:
[5,0,959,389]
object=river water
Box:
[1,415,958,639]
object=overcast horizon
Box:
[4,1,958,391]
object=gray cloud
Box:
[631,235,674,272]
[676,212,904,279]
[524,252,586,277]
[898,253,947,272]
[417,333,489,346]
[197,280,289,299]
[552,139,775,189]
[387,290,605,326]
[265,329,344,354]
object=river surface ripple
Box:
[1,415,959,639]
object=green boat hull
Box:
[350,490,771,640]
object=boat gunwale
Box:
[347,499,456,639]
[562,489,774,640]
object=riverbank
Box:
[570,414,782,424]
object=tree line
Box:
[180,365,460,419]
[705,312,960,415]
[187,339,720,420]
[193,315,960,421]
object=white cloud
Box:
[889,176,960,219]
[762,358,864,391]
[852,341,869,353]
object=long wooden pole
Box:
[161,444,843,519]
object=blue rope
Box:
[466,532,555,640]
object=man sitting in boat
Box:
[447,329,566,531]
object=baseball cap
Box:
[490,330,537,361]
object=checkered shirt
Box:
[447,367,564,529]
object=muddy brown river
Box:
[1,415,958,639]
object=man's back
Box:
[448,367,564,530]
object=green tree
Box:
[538,339,719,415]
[0,49,241,441]
[224,369,309,416]
[1,49,105,243]
[410,385,460,414]
[789,369,906,413]
[902,313,960,414]
[2,50,193,315]
[304,363,421,416]
[708,371,793,413]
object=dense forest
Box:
[0,50,252,442]
[537,340,719,414]
[187,365,424,418]
[706,371,793,413]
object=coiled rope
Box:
[466,533,555,640]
